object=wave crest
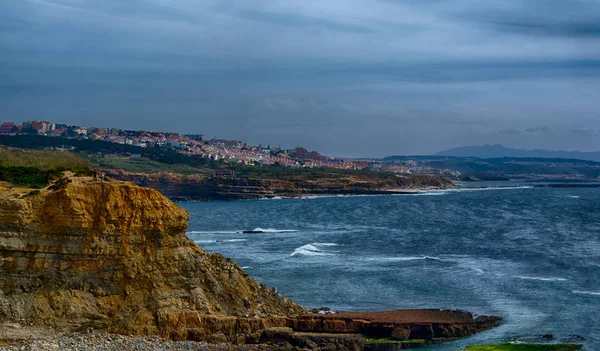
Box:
[291,243,339,257]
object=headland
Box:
[0,172,500,350]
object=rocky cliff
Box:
[0,176,304,338]
[0,176,500,350]
[106,171,455,201]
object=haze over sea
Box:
[182,186,600,350]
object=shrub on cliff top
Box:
[0,147,91,188]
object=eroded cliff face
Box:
[107,171,455,201]
[0,177,304,337]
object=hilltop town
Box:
[0,120,460,177]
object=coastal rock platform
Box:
[0,176,500,350]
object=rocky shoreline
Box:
[105,170,455,201]
[0,308,502,351]
[0,175,499,350]
[0,331,274,351]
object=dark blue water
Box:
[181,187,600,350]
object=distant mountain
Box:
[436,144,600,162]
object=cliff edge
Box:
[0,176,304,338]
[107,171,455,201]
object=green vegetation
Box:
[89,155,212,175]
[227,163,396,180]
[0,167,61,188]
[365,338,426,344]
[462,344,583,351]
[0,147,90,188]
[0,135,210,167]
[0,135,400,180]
[0,147,89,171]
[20,189,41,198]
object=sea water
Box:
[181,186,600,350]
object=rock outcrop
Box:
[0,176,500,350]
[106,171,455,201]
[0,176,304,338]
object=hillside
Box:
[383,155,600,181]
[436,145,600,162]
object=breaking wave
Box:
[246,227,298,233]
[291,243,339,257]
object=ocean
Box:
[181,186,600,350]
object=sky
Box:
[1,0,600,157]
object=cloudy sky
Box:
[1,0,600,156]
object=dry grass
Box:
[0,147,90,171]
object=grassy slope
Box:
[90,155,211,175]
[0,147,90,188]
[90,155,407,183]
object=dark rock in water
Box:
[242,230,265,234]
[542,334,555,340]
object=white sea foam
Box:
[412,192,447,196]
[567,195,581,199]
[248,227,298,233]
[291,243,339,257]
[241,266,252,269]
[573,290,600,296]
[411,186,534,196]
[456,186,534,191]
[515,276,568,282]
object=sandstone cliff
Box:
[0,176,304,338]
[107,171,455,201]
[0,176,501,350]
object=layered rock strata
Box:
[0,177,303,337]
[0,177,500,350]
[106,171,455,201]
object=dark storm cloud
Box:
[450,0,600,36]
[1,0,600,156]
[494,129,522,136]
[492,20,600,37]
[525,126,552,133]
[571,126,600,136]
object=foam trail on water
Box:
[291,243,338,257]
[414,187,534,196]
[249,227,298,233]
[259,196,283,200]
[514,276,568,282]
[412,192,447,196]
[573,290,600,296]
